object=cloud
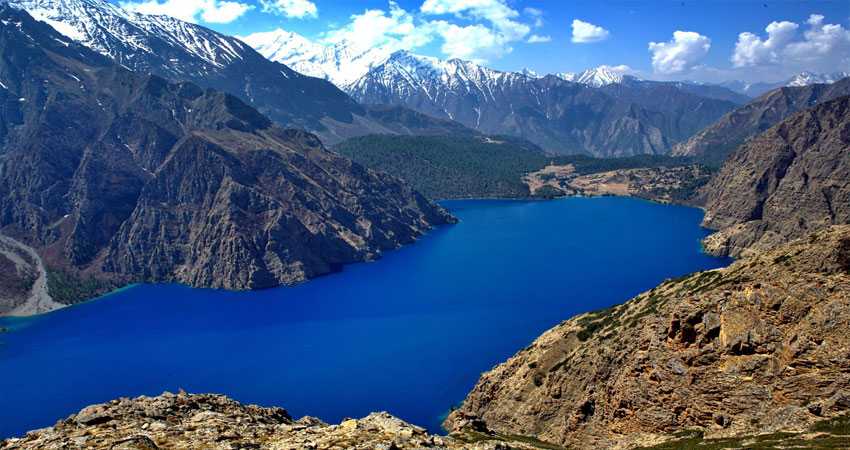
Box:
[523,7,544,28]
[571,19,609,43]
[648,31,711,74]
[119,0,252,23]
[320,0,539,63]
[420,0,531,57]
[259,0,318,19]
[527,34,551,43]
[732,14,850,73]
[732,20,799,66]
[322,2,434,54]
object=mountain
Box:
[347,51,739,157]
[674,78,850,165]
[554,65,631,87]
[446,224,850,448]
[698,95,850,258]
[240,28,392,88]
[0,5,452,314]
[787,71,850,87]
[6,0,458,145]
[718,72,850,98]
[717,80,785,97]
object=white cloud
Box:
[259,0,318,19]
[527,34,551,43]
[648,31,711,74]
[420,0,530,59]
[571,19,609,43]
[732,20,799,66]
[432,22,503,61]
[523,7,544,28]
[322,2,434,54]
[318,0,538,63]
[119,0,252,24]
[732,14,850,74]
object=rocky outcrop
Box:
[699,95,850,258]
[0,7,452,313]
[0,391,533,449]
[673,78,850,166]
[445,226,850,449]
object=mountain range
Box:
[0,5,451,312]
[6,0,471,146]
[675,77,850,165]
[343,50,742,156]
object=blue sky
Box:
[115,0,850,83]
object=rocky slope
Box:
[0,6,452,314]
[446,225,850,448]
[0,391,544,449]
[674,78,850,165]
[699,95,850,258]
[346,51,738,157]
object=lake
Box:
[0,197,731,438]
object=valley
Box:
[2,0,850,448]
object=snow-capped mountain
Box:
[347,51,737,157]
[553,66,634,87]
[719,71,850,97]
[7,0,364,139]
[240,28,393,88]
[786,71,850,87]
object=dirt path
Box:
[0,235,64,317]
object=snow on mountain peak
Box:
[9,0,250,68]
[786,71,850,87]
[241,28,394,87]
[575,65,633,87]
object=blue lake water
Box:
[0,197,730,438]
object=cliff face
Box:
[0,391,536,450]
[0,7,452,312]
[673,78,850,166]
[699,95,850,258]
[446,226,850,449]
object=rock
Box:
[674,78,850,165]
[699,95,850,258]
[445,226,850,448]
[1,392,542,450]
[0,6,453,314]
[109,436,159,450]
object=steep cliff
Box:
[446,225,850,448]
[674,78,850,166]
[699,95,850,258]
[0,6,452,313]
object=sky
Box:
[112,0,850,83]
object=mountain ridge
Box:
[0,5,452,314]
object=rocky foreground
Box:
[445,225,850,448]
[0,391,541,450]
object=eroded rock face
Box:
[445,226,850,449]
[0,6,452,311]
[0,392,525,450]
[699,95,850,258]
[673,78,850,166]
